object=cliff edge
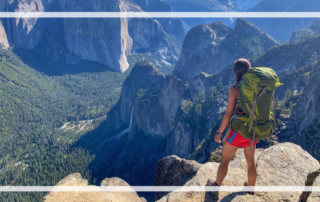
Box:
[155,143,320,202]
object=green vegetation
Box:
[310,51,318,64]
[0,48,175,202]
[133,87,148,102]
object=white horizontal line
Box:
[0,12,320,18]
[0,186,319,192]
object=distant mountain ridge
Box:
[248,0,320,41]
[163,0,263,30]
[290,19,320,43]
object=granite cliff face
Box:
[155,143,320,202]
[0,21,9,49]
[43,173,146,202]
[290,62,320,161]
[102,63,187,185]
[60,0,133,72]
[2,0,48,50]
[132,75,187,138]
[172,18,278,81]
[1,0,183,72]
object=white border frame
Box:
[1,12,320,18]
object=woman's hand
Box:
[215,132,222,143]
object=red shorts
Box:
[227,129,258,148]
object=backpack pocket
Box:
[231,113,251,139]
[255,121,273,140]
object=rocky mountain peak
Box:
[207,21,234,39]
[220,18,279,59]
[172,21,232,81]
[234,18,265,36]
[173,19,278,81]
[305,19,320,34]
[129,59,162,79]
[121,59,164,105]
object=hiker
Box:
[207,58,280,200]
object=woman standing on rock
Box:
[207,58,257,200]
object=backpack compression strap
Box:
[272,96,277,133]
[248,88,267,151]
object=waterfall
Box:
[103,107,134,143]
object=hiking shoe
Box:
[207,179,219,200]
[244,182,254,195]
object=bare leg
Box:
[244,144,257,186]
[215,142,238,185]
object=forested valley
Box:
[0,48,175,202]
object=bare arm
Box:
[214,87,239,143]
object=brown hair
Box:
[233,58,251,82]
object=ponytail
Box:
[235,72,245,83]
[233,58,251,83]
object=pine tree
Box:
[185,81,189,88]
[310,51,318,64]
[194,103,202,123]
[285,69,289,74]
[285,89,291,100]
[196,91,205,103]
[280,101,285,110]
[292,66,296,73]
[217,77,223,90]
[209,86,218,101]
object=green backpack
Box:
[223,66,282,148]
